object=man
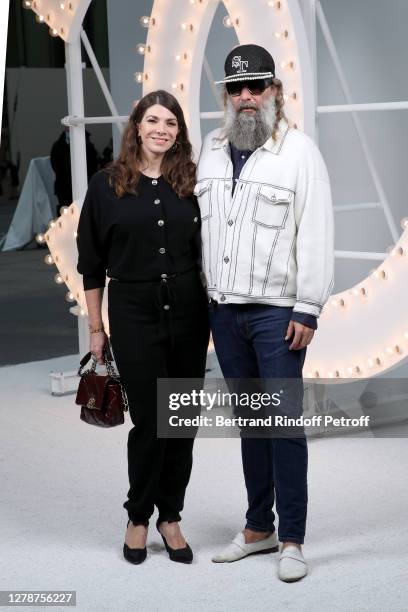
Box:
[195,44,334,581]
[50,127,98,216]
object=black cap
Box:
[215,44,276,84]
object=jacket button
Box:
[220,295,226,302]
[224,256,230,263]
[154,199,161,205]
[158,219,164,226]
[152,179,158,185]
[161,273,168,279]
[228,219,234,226]
[163,304,170,310]
[159,247,166,254]
[193,216,198,222]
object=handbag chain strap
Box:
[78,347,129,412]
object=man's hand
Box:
[285,320,314,350]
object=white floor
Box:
[1,354,408,612]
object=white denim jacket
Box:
[194,119,335,318]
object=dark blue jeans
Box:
[209,302,308,544]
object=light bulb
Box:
[60,206,69,215]
[136,44,148,55]
[134,72,145,83]
[280,60,295,70]
[175,52,188,62]
[35,14,45,23]
[65,291,76,303]
[44,254,54,265]
[60,2,65,9]
[48,219,56,228]
[35,233,45,244]
[171,83,184,91]
[80,308,86,316]
[222,16,239,27]
[392,246,404,256]
[400,217,408,229]
[274,30,288,39]
[181,22,193,31]
[49,28,59,37]
[22,0,32,8]
[54,273,63,284]
[372,269,386,280]
[139,16,151,28]
[268,1,281,8]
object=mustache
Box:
[237,102,258,111]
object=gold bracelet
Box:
[89,326,104,334]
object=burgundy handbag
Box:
[75,345,129,427]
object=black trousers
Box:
[108,269,209,525]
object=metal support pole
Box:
[65,39,88,202]
[335,250,387,261]
[64,38,88,363]
[333,202,382,213]
[318,100,408,113]
[80,28,124,136]
[302,0,319,142]
[316,0,399,243]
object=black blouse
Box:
[76,170,202,290]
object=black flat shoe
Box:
[156,519,193,564]
[123,519,147,565]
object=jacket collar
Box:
[210,118,290,156]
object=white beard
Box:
[223,96,277,151]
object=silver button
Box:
[163,304,170,310]
[220,295,226,302]
[241,155,246,159]
[228,219,234,226]
[193,216,198,222]
[152,179,158,185]
[154,199,161,205]
[224,256,230,263]
[158,219,164,226]
[159,247,166,254]
[161,273,168,279]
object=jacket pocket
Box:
[194,179,213,220]
[253,185,291,229]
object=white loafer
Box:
[278,545,308,582]
[212,531,279,563]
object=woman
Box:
[76,90,210,565]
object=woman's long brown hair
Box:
[104,90,196,198]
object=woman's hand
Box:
[90,331,108,365]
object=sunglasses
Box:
[226,78,273,97]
